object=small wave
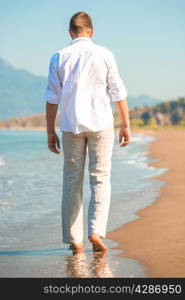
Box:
[126,160,155,169]
[0,157,6,167]
[26,172,36,177]
[131,136,145,142]
[5,180,13,184]
[131,134,156,144]
[127,160,137,165]
[129,152,147,160]
[0,201,12,207]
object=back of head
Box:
[69,11,93,36]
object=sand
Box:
[107,128,185,278]
[2,125,185,277]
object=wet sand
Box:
[107,128,185,277]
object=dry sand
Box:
[107,128,185,277]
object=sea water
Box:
[0,129,167,277]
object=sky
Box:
[0,0,185,100]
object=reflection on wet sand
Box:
[91,252,113,277]
[65,251,113,278]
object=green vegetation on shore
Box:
[114,97,185,130]
[0,96,184,131]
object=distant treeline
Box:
[0,97,185,130]
[114,97,185,128]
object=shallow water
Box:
[0,129,167,277]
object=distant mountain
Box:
[127,94,164,109]
[0,58,46,120]
[0,57,165,120]
[0,113,58,130]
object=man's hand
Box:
[47,132,60,154]
[119,127,131,147]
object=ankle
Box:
[88,233,99,241]
[71,242,84,248]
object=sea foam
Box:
[0,157,6,167]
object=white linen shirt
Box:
[44,37,128,134]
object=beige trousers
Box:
[61,124,115,244]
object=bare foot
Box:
[70,242,84,254]
[88,234,108,252]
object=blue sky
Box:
[0,0,184,100]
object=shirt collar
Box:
[70,37,92,45]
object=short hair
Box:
[69,11,93,34]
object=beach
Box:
[1,128,156,278]
[0,126,185,278]
[107,128,185,278]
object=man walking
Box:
[44,12,131,253]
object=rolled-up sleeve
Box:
[106,51,128,102]
[44,53,62,104]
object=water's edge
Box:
[107,130,167,277]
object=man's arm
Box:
[46,102,58,133]
[106,51,131,147]
[115,98,131,147]
[46,102,60,154]
[44,53,62,154]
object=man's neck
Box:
[72,35,91,40]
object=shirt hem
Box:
[60,122,114,135]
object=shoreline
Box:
[0,126,51,131]
[1,126,185,277]
[107,128,185,277]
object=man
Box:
[44,12,131,253]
